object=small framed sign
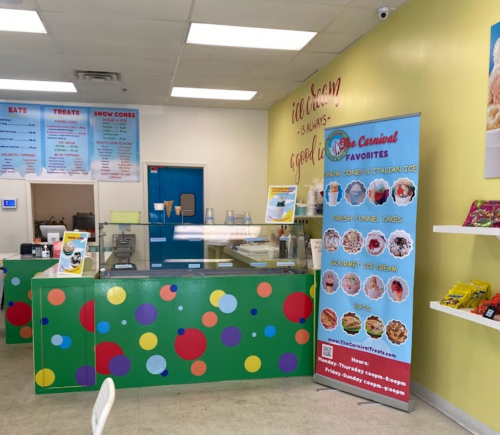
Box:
[483,306,498,320]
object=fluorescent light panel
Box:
[187,23,316,51]
[0,8,46,33]
[0,79,77,93]
[171,87,256,101]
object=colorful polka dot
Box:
[250,308,257,316]
[219,294,237,314]
[146,355,166,375]
[60,336,72,349]
[97,321,110,334]
[160,284,177,301]
[79,300,95,332]
[221,326,242,347]
[109,355,131,376]
[310,284,315,299]
[135,304,157,325]
[35,368,55,387]
[257,282,272,298]
[107,286,126,305]
[264,325,276,338]
[178,306,183,311]
[51,335,63,346]
[11,277,20,286]
[75,365,96,387]
[96,342,124,375]
[244,356,261,373]
[210,290,226,307]
[295,329,310,345]
[139,332,158,351]
[161,370,169,377]
[20,326,32,339]
[41,317,49,325]
[202,311,218,328]
[121,320,127,325]
[6,301,32,326]
[283,292,313,323]
[174,328,207,360]
[252,332,257,337]
[27,289,32,301]
[178,328,185,335]
[47,289,66,306]
[191,360,207,377]
[278,353,298,373]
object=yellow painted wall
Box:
[268,0,500,431]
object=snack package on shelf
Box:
[472,293,500,316]
[439,281,491,309]
[462,200,500,227]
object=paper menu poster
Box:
[265,185,297,224]
[57,232,89,276]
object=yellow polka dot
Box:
[107,286,126,305]
[244,356,261,373]
[35,369,55,387]
[209,290,226,307]
[310,284,316,299]
[139,332,158,351]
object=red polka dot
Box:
[79,300,95,332]
[96,342,124,375]
[283,292,313,323]
[174,328,207,360]
[6,302,32,326]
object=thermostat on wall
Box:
[2,198,17,209]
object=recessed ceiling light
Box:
[0,79,77,92]
[171,87,256,101]
[187,23,316,51]
[0,8,47,33]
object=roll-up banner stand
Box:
[315,114,420,412]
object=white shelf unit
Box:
[433,225,500,239]
[430,302,500,331]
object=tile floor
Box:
[0,310,470,435]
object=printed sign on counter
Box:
[315,114,420,410]
[265,185,297,224]
[57,231,89,276]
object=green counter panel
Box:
[3,258,57,344]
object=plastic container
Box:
[296,204,307,216]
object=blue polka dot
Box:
[11,277,20,286]
[264,325,276,338]
[250,308,257,316]
[178,328,185,335]
[299,318,305,324]
[8,301,13,307]
[59,336,72,349]
[97,321,110,334]
[161,370,169,377]
[41,317,49,325]
[171,285,178,292]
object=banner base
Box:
[314,373,415,413]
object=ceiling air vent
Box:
[76,71,122,83]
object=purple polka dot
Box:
[221,326,242,347]
[278,353,298,373]
[135,304,157,325]
[109,355,131,376]
[75,365,96,386]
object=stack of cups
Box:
[225,210,235,225]
[243,212,252,225]
[205,208,215,224]
[307,190,316,216]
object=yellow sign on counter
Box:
[56,231,89,276]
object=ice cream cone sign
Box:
[164,200,174,218]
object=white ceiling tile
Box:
[0,33,58,54]
[181,45,297,66]
[252,90,286,101]
[0,0,38,10]
[43,12,187,44]
[261,80,301,94]
[80,93,168,105]
[288,51,338,69]
[173,76,266,91]
[38,0,193,21]
[0,52,72,81]
[244,99,276,110]
[121,73,173,88]
[283,0,350,4]
[57,38,181,61]
[349,0,408,8]
[168,97,250,109]
[191,0,344,31]
[176,60,283,80]
[274,66,318,82]
[76,82,168,96]
[0,90,83,103]
[65,55,176,75]
[305,31,362,53]
[326,7,380,34]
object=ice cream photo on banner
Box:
[387,277,410,303]
[322,269,340,294]
[345,180,367,206]
[368,179,390,205]
[391,178,416,206]
[324,181,343,206]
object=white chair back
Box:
[92,378,116,435]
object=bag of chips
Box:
[463,200,500,227]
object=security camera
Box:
[378,7,390,20]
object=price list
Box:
[44,107,91,179]
[91,109,140,181]
[0,105,42,178]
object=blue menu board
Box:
[0,102,140,182]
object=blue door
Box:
[148,166,204,269]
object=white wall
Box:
[0,103,268,252]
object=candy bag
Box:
[463,200,500,227]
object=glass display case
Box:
[99,223,308,278]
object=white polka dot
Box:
[121,320,127,325]
[252,332,257,337]
[178,306,183,311]
[51,335,63,346]
[11,277,20,286]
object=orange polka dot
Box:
[47,289,65,306]
[191,360,207,376]
[160,285,176,301]
[202,311,218,328]
[20,326,32,339]
[257,282,272,298]
[295,329,310,345]
[27,289,32,300]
